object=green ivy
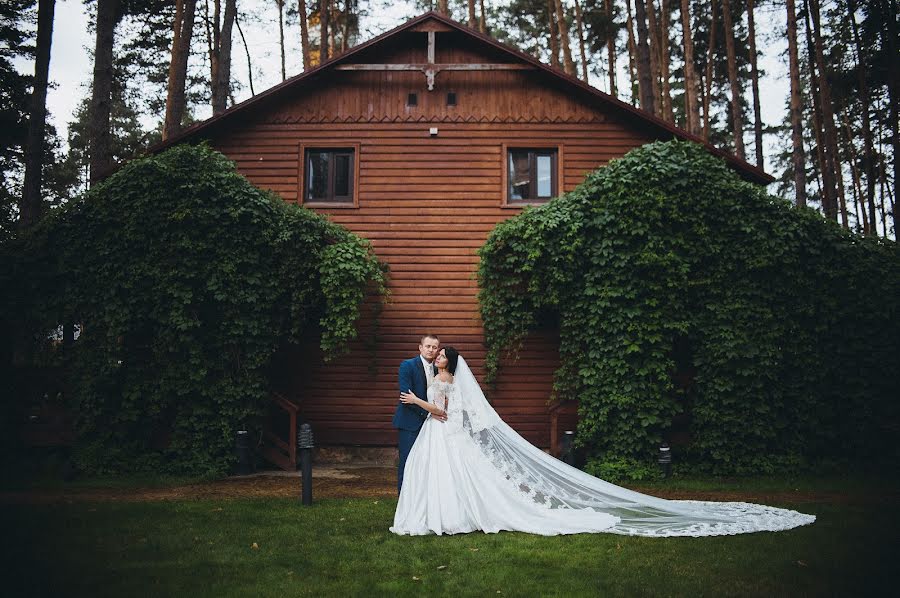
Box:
[2,144,387,475]
[478,140,899,479]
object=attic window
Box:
[407,93,418,107]
[303,147,356,205]
[506,148,558,204]
[447,92,457,106]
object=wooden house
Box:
[157,11,772,465]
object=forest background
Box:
[3,0,897,238]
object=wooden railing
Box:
[259,392,301,471]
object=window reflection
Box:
[507,148,557,202]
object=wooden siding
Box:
[206,31,654,448]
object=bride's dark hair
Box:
[443,347,460,375]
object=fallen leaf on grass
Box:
[251,543,259,550]
[211,507,223,512]
[340,518,346,521]
[437,565,447,570]
[469,548,479,552]
[412,576,421,581]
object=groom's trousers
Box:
[397,428,419,494]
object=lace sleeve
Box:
[427,382,448,412]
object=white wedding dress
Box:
[390,356,816,537]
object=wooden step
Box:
[258,443,295,472]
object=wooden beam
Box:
[335,64,535,71]
[428,31,435,64]
[335,63,535,91]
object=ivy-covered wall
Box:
[1,145,387,475]
[478,141,899,479]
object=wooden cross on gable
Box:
[335,24,535,91]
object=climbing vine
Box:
[478,141,899,478]
[2,144,387,475]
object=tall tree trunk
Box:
[605,0,617,96]
[834,108,850,229]
[548,0,560,68]
[884,0,899,235]
[721,0,745,158]
[20,0,55,229]
[680,0,699,135]
[210,0,236,115]
[838,175,849,229]
[786,0,806,206]
[277,0,286,80]
[573,0,589,82]
[878,139,888,235]
[341,0,350,53]
[803,0,833,219]
[89,0,119,179]
[467,0,476,28]
[328,4,336,56]
[702,0,717,140]
[626,0,638,103]
[803,0,826,211]
[658,0,672,121]
[235,10,255,94]
[319,0,329,63]
[479,0,486,33]
[747,0,763,168]
[555,0,577,76]
[644,0,661,114]
[843,111,867,230]
[164,0,197,140]
[438,0,448,15]
[299,0,310,70]
[633,0,655,113]
[847,0,875,231]
[809,0,839,220]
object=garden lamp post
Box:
[658,443,672,479]
[235,430,253,476]
[561,430,576,466]
[297,423,314,505]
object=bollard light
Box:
[235,430,254,476]
[297,423,314,505]
[560,430,576,466]
[658,443,672,479]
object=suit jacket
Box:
[392,356,435,431]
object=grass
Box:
[3,490,896,597]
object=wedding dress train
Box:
[390,356,816,537]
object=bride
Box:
[390,347,816,537]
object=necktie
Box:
[425,361,434,387]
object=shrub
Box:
[1,145,387,475]
[478,140,899,478]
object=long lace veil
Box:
[453,356,816,537]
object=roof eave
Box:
[139,10,773,186]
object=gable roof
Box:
[153,11,773,185]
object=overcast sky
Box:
[20,0,790,167]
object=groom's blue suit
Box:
[393,356,434,493]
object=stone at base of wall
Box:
[312,446,398,466]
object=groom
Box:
[393,333,446,493]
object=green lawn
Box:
[3,491,895,597]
